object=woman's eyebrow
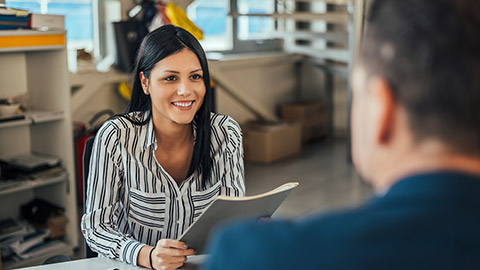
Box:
[190,68,202,73]
[163,70,180,74]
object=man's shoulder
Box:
[204,173,480,270]
[204,211,374,270]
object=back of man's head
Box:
[360,0,480,157]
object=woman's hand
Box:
[150,239,195,270]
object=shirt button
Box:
[177,220,181,224]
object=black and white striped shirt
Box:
[81,112,245,265]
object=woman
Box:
[81,25,245,270]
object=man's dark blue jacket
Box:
[203,171,480,270]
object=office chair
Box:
[83,136,98,258]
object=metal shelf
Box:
[295,0,353,4]
[235,12,350,24]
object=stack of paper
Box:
[1,153,60,173]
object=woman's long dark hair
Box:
[123,25,213,188]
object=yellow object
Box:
[118,81,132,101]
[0,34,65,48]
[165,3,203,40]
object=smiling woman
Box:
[81,25,245,270]
[140,49,206,129]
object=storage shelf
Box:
[0,28,79,268]
[0,172,67,196]
[295,0,353,4]
[287,46,349,63]
[235,12,350,24]
[0,111,64,129]
[0,118,31,129]
[275,31,349,43]
[0,29,66,52]
[2,242,74,269]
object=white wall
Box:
[70,71,129,124]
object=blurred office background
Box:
[0,0,373,267]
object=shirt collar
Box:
[144,113,156,150]
[143,114,198,150]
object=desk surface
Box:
[20,255,207,270]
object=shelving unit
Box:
[0,29,79,268]
[276,0,364,160]
[234,0,366,140]
[0,171,68,196]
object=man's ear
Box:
[368,77,395,144]
[140,71,149,95]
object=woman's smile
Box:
[172,100,195,110]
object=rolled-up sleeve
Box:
[81,123,145,265]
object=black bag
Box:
[21,198,65,225]
[113,20,141,72]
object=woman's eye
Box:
[165,75,177,81]
[191,74,203,80]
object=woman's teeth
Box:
[173,101,193,107]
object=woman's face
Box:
[140,48,206,126]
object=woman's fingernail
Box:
[184,244,188,249]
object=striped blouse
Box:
[81,112,245,266]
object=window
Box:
[187,0,232,51]
[187,0,281,53]
[6,0,94,52]
[237,0,275,40]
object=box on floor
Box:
[280,101,327,143]
[243,121,302,163]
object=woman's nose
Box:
[176,81,192,96]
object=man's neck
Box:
[374,141,480,193]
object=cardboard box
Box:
[47,215,68,239]
[280,101,327,143]
[243,121,302,163]
[29,14,65,30]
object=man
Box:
[203,0,480,269]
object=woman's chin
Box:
[172,115,196,125]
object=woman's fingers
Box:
[157,239,188,249]
[152,239,196,269]
[156,246,195,256]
